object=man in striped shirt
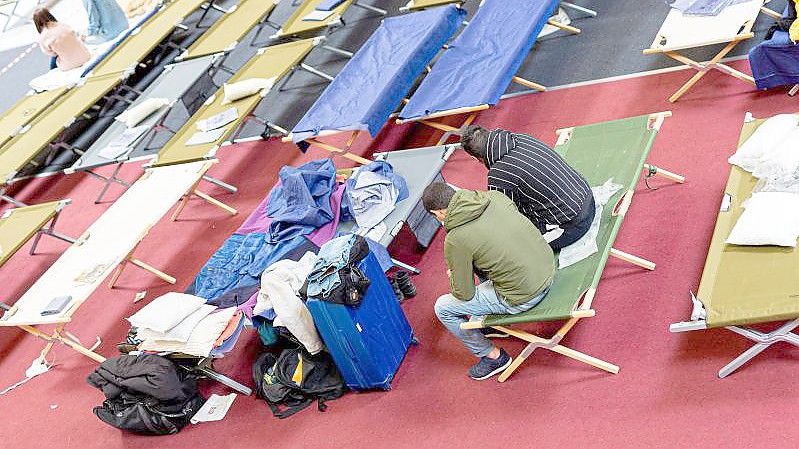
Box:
[461,125,595,250]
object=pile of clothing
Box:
[127,292,243,358]
[87,354,205,435]
[726,114,799,247]
[184,158,402,349]
[668,0,749,16]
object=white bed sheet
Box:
[0,161,210,327]
[648,0,764,52]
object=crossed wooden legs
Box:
[663,40,755,103]
[492,319,619,382]
[19,324,106,364]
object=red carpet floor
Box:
[2,61,799,448]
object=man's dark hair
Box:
[460,125,489,162]
[33,8,57,34]
[422,182,456,212]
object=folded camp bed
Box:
[461,112,685,382]
[149,38,321,168]
[284,5,464,163]
[0,160,237,364]
[86,0,212,79]
[338,144,456,273]
[0,200,74,270]
[670,113,799,378]
[269,0,386,42]
[0,74,130,207]
[66,55,221,203]
[175,0,280,71]
[397,0,586,142]
[0,88,68,149]
[644,0,779,103]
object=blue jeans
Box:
[434,281,549,357]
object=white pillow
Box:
[728,114,799,172]
[726,192,799,247]
[751,128,799,179]
[127,292,207,333]
[222,77,274,105]
[115,97,169,128]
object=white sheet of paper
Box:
[191,393,237,424]
[303,9,335,21]
[186,127,227,146]
[196,108,238,132]
[97,125,150,159]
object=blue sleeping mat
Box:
[307,252,414,390]
[291,5,464,143]
[399,0,558,121]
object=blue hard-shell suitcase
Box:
[307,252,415,390]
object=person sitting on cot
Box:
[34,8,91,71]
[460,125,594,250]
[423,182,555,380]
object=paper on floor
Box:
[190,393,237,424]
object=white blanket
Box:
[0,161,211,327]
[256,252,324,354]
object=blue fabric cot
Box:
[399,0,559,121]
[290,5,465,143]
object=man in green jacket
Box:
[423,182,555,380]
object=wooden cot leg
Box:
[193,189,238,215]
[667,39,742,102]
[128,258,177,284]
[305,138,372,165]
[108,262,127,288]
[498,341,539,382]
[547,18,580,34]
[512,76,547,92]
[643,164,685,183]
[610,248,656,270]
[548,344,619,374]
[19,324,106,364]
[170,195,190,221]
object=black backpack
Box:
[253,347,347,419]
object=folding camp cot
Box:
[0,88,68,149]
[284,5,464,163]
[0,0,39,31]
[460,112,685,382]
[670,113,799,378]
[174,0,281,72]
[0,200,74,270]
[0,74,131,207]
[268,0,386,42]
[0,160,237,364]
[397,0,587,142]
[644,0,780,103]
[66,54,222,203]
[149,38,322,169]
[337,144,456,273]
[400,0,596,14]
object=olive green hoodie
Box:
[443,190,555,305]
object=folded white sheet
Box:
[128,292,207,333]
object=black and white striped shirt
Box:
[485,129,591,232]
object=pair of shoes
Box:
[390,277,405,302]
[479,327,510,338]
[468,348,512,381]
[392,270,416,298]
